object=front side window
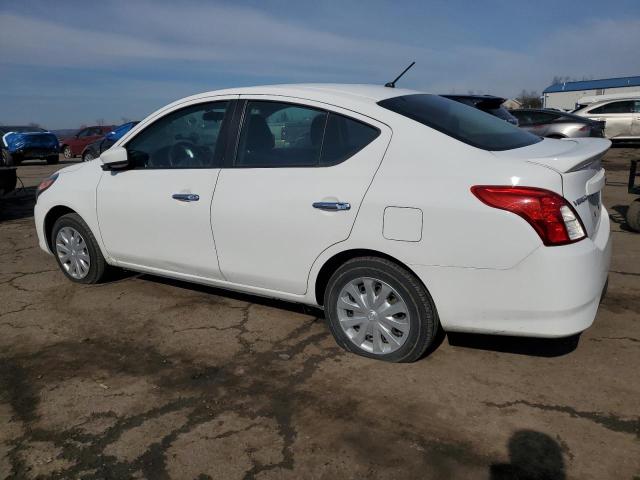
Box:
[77,128,91,138]
[379,94,541,151]
[589,101,634,114]
[125,101,229,169]
[235,101,380,168]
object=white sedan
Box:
[34,84,612,362]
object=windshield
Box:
[378,94,541,151]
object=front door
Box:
[211,98,391,294]
[97,99,234,279]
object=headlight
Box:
[36,173,59,200]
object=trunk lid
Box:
[493,137,611,237]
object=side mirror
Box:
[100,146,128,170]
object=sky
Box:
[1,0,639,129]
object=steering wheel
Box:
[169,141,201,168]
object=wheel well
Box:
[44,206,76,251]
[314,249,422,306]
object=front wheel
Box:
[62,146,73,159]
[82,151,94,162]
[51,213,107,284]
[324,257,439,362]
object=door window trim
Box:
[227,99,381,169]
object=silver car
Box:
[509,109,605,139]
[573,98,640,140]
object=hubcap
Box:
[336,277,410,355]
[63,147,71,158]
[55,227,90,279]
[84,153,93,162]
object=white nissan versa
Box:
[34,84,612,362]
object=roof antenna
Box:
[385,61,415,88]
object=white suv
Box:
[34,84,612,362]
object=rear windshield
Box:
[378,94,541,151]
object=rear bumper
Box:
[411,211,612,337]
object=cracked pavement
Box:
[1,150,639,479]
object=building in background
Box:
[502,98,522,110]
[542,75,640,110]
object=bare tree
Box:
[28,122,41,128]
[95,118,105,126]
[516,89,542,108]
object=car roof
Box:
[170,83,423,110]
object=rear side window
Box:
[378,94,541,151]
[235,101,379,168]
[589,101,634,114]
[320,113,380,166]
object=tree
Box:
[516,90,542,109]
[28,122,41,129]
[96,118,105,126]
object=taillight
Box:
[36,173,58,200]
[471,186,586,246]
[578,125,588,132]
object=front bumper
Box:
[411,210,612,338]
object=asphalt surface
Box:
[1,149,639,480]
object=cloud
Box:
[0,2,638,126]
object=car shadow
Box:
[609,204,637,232]
[446,332,580,357]
[137,273,324,318]
[0,186,37,222]
[490,430,566,480]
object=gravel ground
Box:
[1,148,639,480]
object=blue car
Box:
[80,121,139,162]
[1,126,60,166]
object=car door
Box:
[584,100,634,138]
[97,98,235,279]
[632,101,640,137]
[211,97,391,294]
[69,128,91,155]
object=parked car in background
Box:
[81,121,139,162]
[1,126,60,166]
[59,125,114,159]
[35,84,611,363]
[509,109,605,139]
[441,95,519,125]
[573,98,640,141]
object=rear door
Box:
[632,100,640,137]
[584,101,634,138]
[211,97,391,294]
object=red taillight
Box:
[471,186,586,246]
[578,125,588,132]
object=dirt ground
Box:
[1,148,639,480]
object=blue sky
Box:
[1,0,639,128]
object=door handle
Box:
[312,201,351,211]
[172,193,200,202]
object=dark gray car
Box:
[509,109,605,139]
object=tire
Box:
[627,198,640,233]
[46,155,59,165]
[62,145,73,159]
[51,213,107,284]
[82,151,94,162]
[1,149,13,167]
[324,256,439,363]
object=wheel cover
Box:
[84,153,93,161]
[336,277,411,355]
[63,147,72,158]
[55,227,90,279]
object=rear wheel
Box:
[324,256,439,362]
[46,155,59,165]
[627,198,640,232]
[62,145,73,159]
[51,213,107,284]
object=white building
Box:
[542,76,640,110]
